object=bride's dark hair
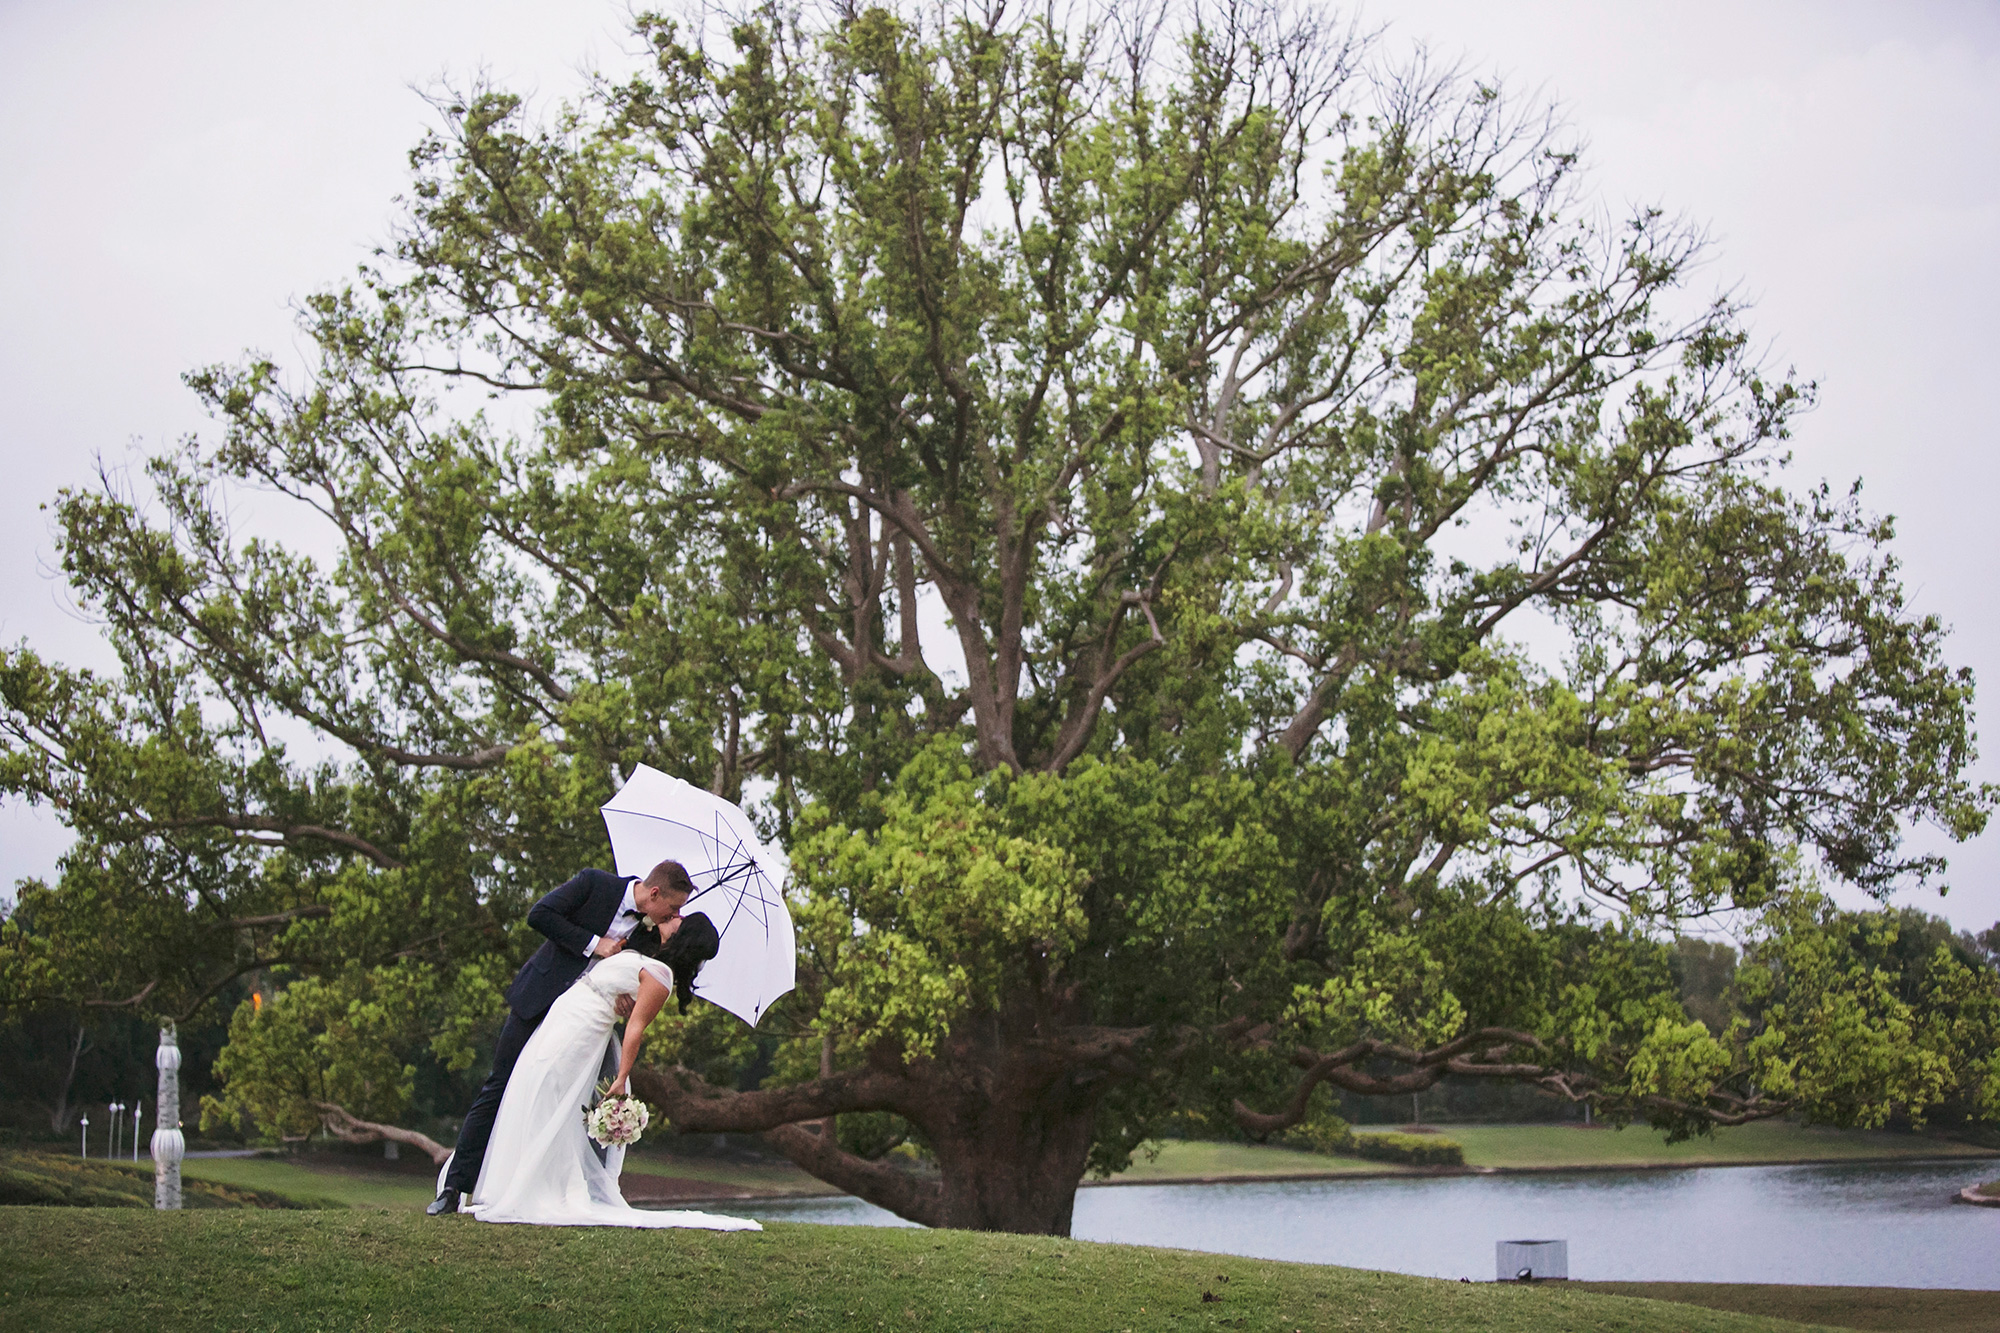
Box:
[659,911,720,1013]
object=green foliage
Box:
[1275,1093,1357,1155]
[1672,938,1740,1035]
[199,962,496,1143]
[1346,1131,1466,1167]
[2,1,1995,1228]
[1734,896,2000,1130]
[793,742,1094,1059]
[1275,1107,1464,1166]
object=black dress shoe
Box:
[425,1188,461,1216]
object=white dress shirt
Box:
[583,879,646,958]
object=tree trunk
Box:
[631,1045,1106,1236]
[44,1019,87,1135]
[925,1087,1098,1235]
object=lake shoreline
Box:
[1084,1149,2000,1190]
[635,1150,2000,1208]
[170,1121,2000,1213]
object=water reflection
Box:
[737,1160,2000,1288]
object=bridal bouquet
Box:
[583,1087,652,1148]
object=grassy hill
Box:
[0,1207,1863,1333]
[0,1151,314,1210]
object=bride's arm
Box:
[608,969,672,1095]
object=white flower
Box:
[584,1092,653,1148]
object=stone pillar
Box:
[151,1025,184,1210]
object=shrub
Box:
[1277,1111,1355,1156]
[1345,1132,1465,1166]
[1276,1114,1465,1165]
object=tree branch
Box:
[312,1101,453,1166]
[150,815,406,870]
[628,1061,911,1133]
[1232,1027,1547,1135]
[222,905,334,929]
[82,980,159,1010]
[760,1122,944,1228]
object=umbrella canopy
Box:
[599,765,796,1026]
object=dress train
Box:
[456,950,761,1231]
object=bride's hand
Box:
[608,1075,629,1097]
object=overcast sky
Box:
[3,1,1997,931]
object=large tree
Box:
[4,2,1994,1233]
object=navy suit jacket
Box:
[505,868,661,1021]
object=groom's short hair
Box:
[642,859,696,897]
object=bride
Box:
[458,912,761,1231]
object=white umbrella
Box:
[599,764,796,1026]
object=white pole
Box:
[79,1114,89,1158]
[133,1100,144,1162]
[110,1102,122,1159]
[151,1026,184,1210]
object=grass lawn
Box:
[0,1207,1849,1333]
[1110,1140,1413,1182]
[1441,1122,1996,1171]
[1577,1283,2000,1333]
[1,1152,308,1210]
[1117,1123,1995,1183]
[179,1144,842,1211]
[180,1155,435,1210]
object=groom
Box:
[427,858,695,1216]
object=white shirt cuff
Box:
[585,934,601,956]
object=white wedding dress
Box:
[459,950,761,1231]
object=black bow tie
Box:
[621,907,644,919]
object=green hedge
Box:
[1345,1131,1464,1166]
[1275,1112,1466,1166]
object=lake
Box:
[732,1160,2000,1288]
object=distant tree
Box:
[0,1008,91,1135]
[198,965,466,1163]
[1960,922,2000,971]
[3,2,1994,1232]
[1672,938,1739,1036]
[1735,900,2000,1131]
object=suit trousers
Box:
[443,1008,539,1194]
